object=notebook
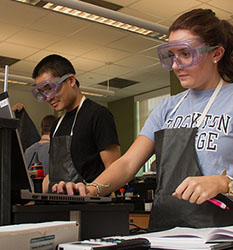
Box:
[0,69,111,204]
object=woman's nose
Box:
[171,57,180,70]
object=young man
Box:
[32,54,121,192]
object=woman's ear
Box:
[212,46,225,63]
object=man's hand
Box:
[51,181,96,196]
[172,175,230,204]
[12,103,24,112]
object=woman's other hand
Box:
[172,175,230,204]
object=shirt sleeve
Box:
[92,107,119,152]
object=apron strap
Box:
[70,96,86,136]
[52,96,86,137]
[169,78,223,128]
[196,79,223,127]
[169,91,189,117]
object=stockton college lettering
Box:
[166,113,231,152]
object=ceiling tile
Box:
[0,42,38,59]
[209,0,233,14]
[120,64,169,86]
[199,3,233,20]
[25,51,75,63]
[83,47,131,62]
[0,0,47,27]
[78,72,108,86]
[0,23,21,41]
[46,38,99,56]
[105,0,140,6]
[129,0,201,19]
[27,12,91,36]
[71,23,128,45]
[139,45,161,60]
[9,60,36,76]
[92,63,134,77]
[119,7,162,23]
[159,2,233,27]
[117,55,158,69]
[6,29,61,49]
[71,57,105,72]
[107,34,158,53]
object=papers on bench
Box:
[140,226,233,249]
[110,226,233,250]
[145,226,233,243]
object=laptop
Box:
[0,68,111,204]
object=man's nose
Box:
[46,95,52,102]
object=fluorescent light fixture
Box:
[13,0,169,41]
[0,72,114,97]
[81,86,115,97]
[0,72,33,85]
[0,79,29,86]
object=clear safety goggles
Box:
[32,74,71,102]
[157,38,218,70]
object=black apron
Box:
[48,96,86,192]
[149,79,233,231]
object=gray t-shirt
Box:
[25,141,50,175]
[140,83,233,177]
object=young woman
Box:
[55,9,233,231]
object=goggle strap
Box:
[196,45,219,56]
[57,73,72,85]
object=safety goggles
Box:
[157,38,218,70]
[32,74,71,102]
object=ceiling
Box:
[0,0,232,103]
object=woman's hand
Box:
[52,181,97,196]
[172,175,230,204]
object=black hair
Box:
[32,54,80,86]
[169,9,233,82]
[41,115,57,135]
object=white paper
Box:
[111,226,233,249]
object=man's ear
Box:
[212,46,225,63]
[69,75,76,87]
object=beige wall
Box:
[108,96,135,155]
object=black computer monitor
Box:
[11,128,32,204]
[0,92,32,205]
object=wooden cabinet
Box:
[129,212,150,229]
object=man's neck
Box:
[39,134,50,143]
[66,90,83,112]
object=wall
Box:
[108,96,135,155]
[108,73,185,160]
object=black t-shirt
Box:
[50,98,119,182]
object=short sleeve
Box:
[92,107,119,152]
[139,96,176,142]
[139,105,164,142]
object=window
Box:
[135,88,170,174]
